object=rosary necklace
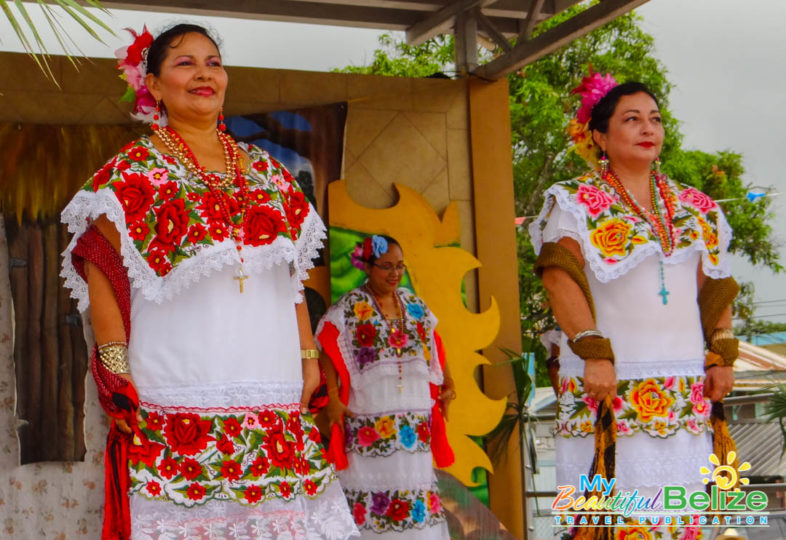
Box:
[365,283,407,393]
[155,126,250,293]
[603,169,676,305]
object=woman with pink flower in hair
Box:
[315,235,455,538]
[60,23,357,539]
[530,72,739,539]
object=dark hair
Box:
[367,235,401,266]
[588,82,660,134]
[146,23,221,77]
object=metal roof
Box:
[729,421,786,479]
[102,0,649,78]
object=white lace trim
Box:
[557,358,706,379]
[130,480,359,540]
[291,208,327,304]
[529,180,733,283]
[60,190,323,311]
[137,381,302,409]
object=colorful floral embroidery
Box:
[557,375,711,439]
[84,137,310,277]
[344,486,445,532]
[128,405,335,507]
[560,517,703,540]
[345,412,431,457]
[342,289,434,371]
[534,172,726,269]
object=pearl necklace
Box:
[155,126,251,293]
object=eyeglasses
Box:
[373,262,407,273]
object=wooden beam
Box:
[475,8,512,52]
[406,0,489,46]
[519,0,545,40]
[475,0,650,79]
[454,9,479,74]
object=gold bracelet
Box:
[98,343,130,374]
[301,349,320,359]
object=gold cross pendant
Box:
[233,267,248,293]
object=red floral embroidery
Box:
[678,187,717,214]
[157,181,179,201]
[152,198,189,253]
[243,205,286,246]
[129,221,150,242]
[304,479,318,496]
[92,159,116,191]
[257,409,279,429]
[208,222,230,242]
[146,481,161,497]
[114,172,155,221]
[220,459,242,482]
[285,190,309,230]
[223,417,242,439]
[265,431,295,469]
[146,248,172,276]
[159,457,179,480]
[249,455,270,477]
[244,484,263,503]
[353,502,366,526]
[128,436,164,468]
[252,160,269,173]
[308,427,322,443]
[279,481,292,498]
[197,190,240,223]
[179,458,203,481]
[187,223,208,243]
[416,422,430,443]
[249,188,270,204]
[164,413,214,456]
[186,482,206,501]
[217,434,235,455]
[127,146,150,162]
[356,323,376,348]
[387,499,410,521]
[416,322,427,343]
[145,411,165,431]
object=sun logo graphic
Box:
[700,451,751,490]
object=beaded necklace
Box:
[365,283,407,393]
[154,126,251,293]
[603,169,677,305]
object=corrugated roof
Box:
[729,421,786,478]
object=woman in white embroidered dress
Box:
[314,236,455,539]
[530,80,735,539]
[61,24,357,539]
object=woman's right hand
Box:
[583,358,617,401]
[325,391,353,432]
[113,372,142,434]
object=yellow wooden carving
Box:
[328,179,505,485]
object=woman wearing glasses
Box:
[315,235,455,538]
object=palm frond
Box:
[0,0,114,84]
[764,383,786,456]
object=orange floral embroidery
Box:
[353,301,374,321]
[630,379,675,422]
[616,526,653,540]
[375,416,395,439]
[590,218,631,258]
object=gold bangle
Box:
[98,343,130,374]
[709,328,734,346]
[301,349,320,359]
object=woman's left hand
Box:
[439,377,456,421]
[300,358,320,414]
[704,365,734,402]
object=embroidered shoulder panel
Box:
[529,171,733,283]
[61,137,324,309]
[326,287,437,374]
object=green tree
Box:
[337,7,782,387]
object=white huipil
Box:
[317,287,450,539]
[61,138,358,540]
[530,172,733,539]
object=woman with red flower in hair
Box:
[60,23,356,540]
[530,72,738,539]
[315,235,455,538]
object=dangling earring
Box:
[152,100,161,131]
[218,108,226,132]
[599,151,609,176]
[653,156,661,175]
